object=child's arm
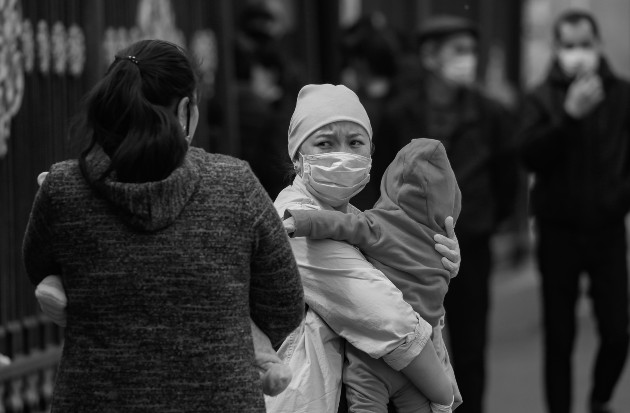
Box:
[285,208,380,249]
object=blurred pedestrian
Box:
[339,12,404,210]
[378,15,520,413]
[517,9,630,413]
[22,39,304,412]
[228,0,302,199]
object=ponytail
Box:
[75,40,198,184]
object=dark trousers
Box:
[444,233,492,413]
[537,223,630,413]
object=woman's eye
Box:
[316,141,332,148]
[351,139,366,147]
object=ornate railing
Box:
[0,316,62,413]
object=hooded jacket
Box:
[289,138,461,327]
[22,145,303,412]
[518,59,630,230]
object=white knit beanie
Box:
[287,84,373,160]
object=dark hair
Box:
[75,39,199,184]
[553,9,600,43]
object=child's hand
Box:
[283,217,296,236]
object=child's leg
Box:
[250,319,292,396]
[390,382,432,413]
[400,338,453,406]
[433,320,462,409]
[344,343,431,413]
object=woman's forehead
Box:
[312,121,369,136]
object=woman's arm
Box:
[245,166,305,347]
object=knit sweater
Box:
[22,145,304,412]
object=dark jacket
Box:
[518,59,630,230]
[378,78,518,236]
[23,146,304,412]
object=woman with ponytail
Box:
[22,40,304,412]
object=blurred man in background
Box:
[340,12,403,210]
[518,9,630,413]
[378,15,520,413]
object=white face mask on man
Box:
[557,48,599,77]
[441,55,477,87]
[300,152,371,207]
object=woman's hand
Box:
[434,216,461,277]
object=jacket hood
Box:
[82,145,201,232]
[374,138,461,233]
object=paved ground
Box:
[483,256,630,413]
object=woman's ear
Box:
[177,97,190,136]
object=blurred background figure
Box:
[517,9,630,413]
[376,15,521,413]
[339,11,403,210]
[210,0,303,199]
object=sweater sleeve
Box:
[244,165,305,347]
[22,177,61,285]
[287,208,380,248]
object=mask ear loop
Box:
[185,101,191,139]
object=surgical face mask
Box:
[441,54,477,87]
[300,152,371,207]
[557,48,599,77]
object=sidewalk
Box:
[485,258,630,413]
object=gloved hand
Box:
[35,275,68,327]
[250,319,292,396]
[283,217,296,236]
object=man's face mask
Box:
[429,33,478,88]
[441,54,477,87]
[557,48,599,77]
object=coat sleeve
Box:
[517,91,578,173]
[287,208,380,248]
[488,100,521,226]
[243,165,305,347]
[22,177,61,285]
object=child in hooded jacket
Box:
[284,138,462,412]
